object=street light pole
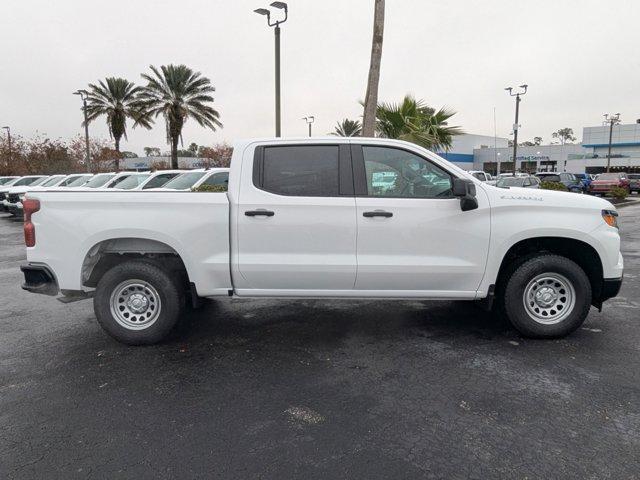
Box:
[505,85,528,172]
[2,126,11,170]
[254,2,288,138]
[303,116,315,137]
[604,113,621,173]
[74,90,92,172]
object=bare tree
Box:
[361,0,385,137]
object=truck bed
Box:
[26,190,232,296]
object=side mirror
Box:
[453,178,478,212]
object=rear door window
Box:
[259,145,340,197]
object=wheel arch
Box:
[81,237,191,290]
[494,236,604,305]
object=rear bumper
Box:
[20,263,59,296]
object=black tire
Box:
[93,260,184,345]
[501,254,592,338]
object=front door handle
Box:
[245,210,275,217]
[363,210,393,218]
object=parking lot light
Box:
[505,84,528,170]
[73,90,92,172]
[254,2,288,137]
[603,113,621,173]
[302,116,314,137]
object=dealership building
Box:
[468,122,640,175]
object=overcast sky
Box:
[1,0,639,155]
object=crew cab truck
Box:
[20,138,624,345]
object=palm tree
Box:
[362,0,385,137]
[375,95,463,150]
[136,64,222,169]
[330,119,362,137]
[84,77,151,171]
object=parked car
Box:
[96,172,140,190]
[588,172,630,196]
[7,174,95,216]
[0,176,19,186]
[1,176,49,212]
[468,171,492,182]
[572,173,592,192]
[627,173,640,193]
[496,175,540,189]
[67,173,117,190]
[58,174,94,188]
[21,138,623,345]
[131,170,186,190]
[535,172,584,193]
[148,168,230,191]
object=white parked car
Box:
[6,174,96,215]
[1,175,49,213]
[115,170,187,191]
[21,138,623,345]
[468,171,492,182]
[67,173,117,190]
[0,176,19,186]
[148,168,229,191]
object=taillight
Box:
[23,198,40,247]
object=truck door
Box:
[351,144,491,296]
[235,143,357,293]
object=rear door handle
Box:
[363,210,393,218]
[245,210,275,217]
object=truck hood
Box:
[482,184,615,211]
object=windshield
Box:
[628,174,640,179]
[113,174,151,190]
[497,177,524,187]
[0,178,16,185]
[106,175,133,188]
[13,176,45,187]
[84,174,115,188]
[471,172,485,181]
[161,172,206,190]
[597,173,621,180]
[64,175,93,187]
[40,176,66,187]
[538,174,561,182]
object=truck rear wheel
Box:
[502,254,592,338]
[94,260,183,345]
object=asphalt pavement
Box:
[1,207,639,479]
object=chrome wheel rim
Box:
[523,273,575,324]
[109,279,161,330]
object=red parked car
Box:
[589,172,630,195]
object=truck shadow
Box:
[168,298,516,350]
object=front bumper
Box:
[7,203,22,216]
[20,264,59,296]
[592,276,623,309]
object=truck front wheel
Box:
[502,255,592,338]
[94,260,183,345]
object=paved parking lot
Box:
[1,208,640,479]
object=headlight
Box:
[602,209,619,229]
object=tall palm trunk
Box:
[170,136,179,169]
[362,0,385,137]
[114,137,121,171]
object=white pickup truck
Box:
[20,138,623,345]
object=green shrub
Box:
[610,186,628,200]
[191,183,227,193]
[540,181,568,191]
